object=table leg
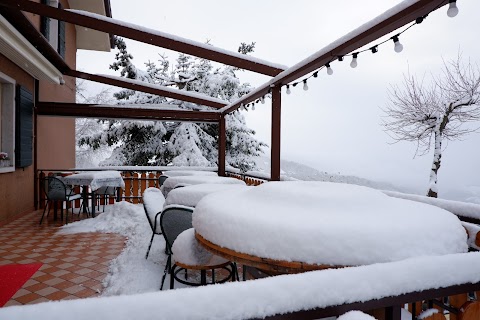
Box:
[91,190,96,218]
[82,186,88,214]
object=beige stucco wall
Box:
[1,0,77,223]
[0,54,35,223]
[37,0,77,170]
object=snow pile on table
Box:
[162,175,246,196]
[194,181,468,266]
[162,170,218,177]
[59,201,167,295]
[165,184,248,207]
[1,252,479,320]
[383,190,480,221]
[338,311,377,320]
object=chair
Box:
[158,175,169,187]
[159,206,237,290]
[142,187,165,259]
[95,186,116,212]
[39,176,85,225]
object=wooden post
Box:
[218,115,226,176]
[271,86,281,181]
[449,294,468,320]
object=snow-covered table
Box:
[165,184,249,207]
[162,170,218,177]
[193,181,468,274]
[63,171,125,217]
[161,175,246,197]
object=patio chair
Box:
[95,186,116,213]
[39,176,85,225]
[142,188,166,259]
[159,206,237,290]
[158,175,169,187]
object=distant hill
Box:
[249,156,402,192]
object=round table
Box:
[193,181,468,273]
[165,183,248,207]
[161,175,246,196]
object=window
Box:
[0,72,15,173]
[40,0,65,59]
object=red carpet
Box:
[0,263,42,307]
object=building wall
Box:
[0,54,35,223]
[37,0,77,170]
[0,0,77,223]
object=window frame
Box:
[0,71,16,173]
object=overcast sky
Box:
[77,0,480,197]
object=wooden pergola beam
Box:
[220,0,449,115]
[68,70,228,109]
[0,0,286,77]
[36,102,221,123]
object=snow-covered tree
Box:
[79,38,266,171]
[383,55,480,197]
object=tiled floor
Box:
[0,209,126,307]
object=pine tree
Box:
[79,38,266,171]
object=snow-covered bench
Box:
[1,252,479,320]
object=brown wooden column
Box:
[271,86,281,181]
[218,115,226,176]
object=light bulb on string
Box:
[371,46,378,54]
[303,80,309,91]
[447,0,458,17]
[326,63,333,75]
[252,104,255,111]
[350,53,358,68]
[391,35,403,53]
[261,96,265,104]
[286,85,291,95]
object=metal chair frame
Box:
[159,206,237,290]
[39,176,87,224]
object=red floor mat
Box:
[0,263,42,307]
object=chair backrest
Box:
[42,176,68,201]
[160,206,194,254]
[142,187,166,232]
[158,175,169,187]
[97,186,116,196]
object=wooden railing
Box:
[35,168,269,209]
[36,168,165,209]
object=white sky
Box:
[77,0,480,196]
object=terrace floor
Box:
[0,210,126,307]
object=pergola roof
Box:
[0,0,451,180]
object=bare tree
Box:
[383,55,480,197]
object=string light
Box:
[326,63,333,75]
[391,35,403,53]
[276,4,455,100]
[350,53,358,68]
[447,0,458,17]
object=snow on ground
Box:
[59,201,167,295]
[194,181,468,266]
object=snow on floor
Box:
[59,201,168,295]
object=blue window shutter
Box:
[40,0,50,40]
[15,86,33,168]
[57,3,66,59]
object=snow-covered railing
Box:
[383,190,480,251]
[1,253,479,320]
[383,190,480,224]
